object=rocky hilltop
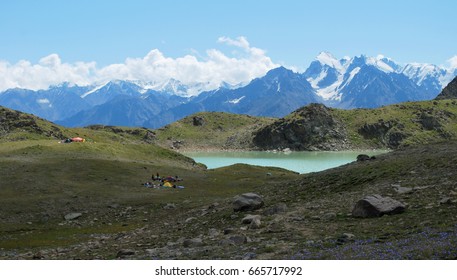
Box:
[252,103,349,151]
[0,106,66,141]
[435,76,457,100]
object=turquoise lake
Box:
[183,150,388,174]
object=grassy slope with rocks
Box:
[2,103,457,259]
[0,106,298,259]
[154,100,457,152]
[153,111,275,151]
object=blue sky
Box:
[0,0,456,90]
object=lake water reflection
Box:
[183,150,388,174]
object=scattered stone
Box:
[263,203,287,216]
[208,228,220,238]
[440,197,452,205]
[116,249,135,258]
[192,116,206,126]
[243,252,257,260]
[336,233,355,245]
[185,217,197,223]
[228,235,247,245]
[357,154,371,162]
[392,185,413,194]
[241,214,261,224]
[224,228,235,235]
[233,193,264,212]
[183,238,203,248]
[64,212,82,221]
[163,203,176,210]
[322,212,337,221]
[248,218,262,230]
[352,194,406,218]
[341,233,355,240]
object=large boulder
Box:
[233,193,264,212]
[352,194,405,218]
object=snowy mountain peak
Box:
[316,51,342,70]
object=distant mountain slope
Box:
[0,86,91,121]
[1,53,456,129]
[435,76,457,100]
[169,67,323,119]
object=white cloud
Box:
[447,56,457,69]
[0,37,279,92]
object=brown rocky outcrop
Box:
[252,103,348,151]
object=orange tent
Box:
[71,137,85,142]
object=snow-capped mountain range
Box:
[305,52,456,105]
[0,52,456,128]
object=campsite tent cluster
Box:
[61,137,86,143]
[144,174,185,189]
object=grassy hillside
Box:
[334,99,457,148]
[154,100,457,151]
[253,99,457,151]
[154,111,275,151]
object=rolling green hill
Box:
[153,111,275,151]
[155,100,457,151]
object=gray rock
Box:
[440,197,452,205]
[233,193,264,212]
[185,217,197,223]
[163,203,176,210]
[263,203,287,216]
[116,249,135,258]
[224,228,235,235]
[241,214,261,224]
[183,238,203,248]
[352,194,406,218]
[229,235,247,245]
[243,252,257,260]
[337,233,356,244]
[208,228,220,237]
[192,116,206,126]
[356,154,371,162]
[392,185,413,194]
[248,218,262,230]
[64,212,82,221]
[322,212,337,221]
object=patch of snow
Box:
[277,82,281,93]
[366,57,394,73]
[314,74,345,100]
[316,52,343,71]
[343,67,361,86]
[307,70,328,89]
[227,96,245,104]
[81,83,108,98]
[36,98,50,104]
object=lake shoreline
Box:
[182,149,390,174]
